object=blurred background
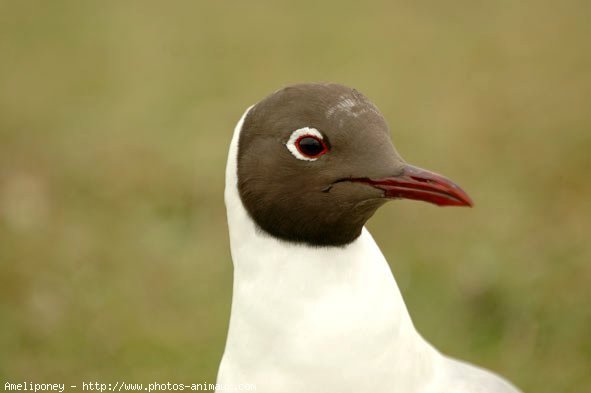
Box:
[1,1,589,392]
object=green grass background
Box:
[1,1,589,392]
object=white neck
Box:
[218,108,442,393]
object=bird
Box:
[217,83,521,393]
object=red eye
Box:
[295,135,328,158]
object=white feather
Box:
[217,107,521,393]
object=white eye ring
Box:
[286,127,327,161]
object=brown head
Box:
[237,83,472,247]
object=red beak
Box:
[353,164,473,207]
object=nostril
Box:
[411,176,434,184]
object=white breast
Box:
[216,107,521,393]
